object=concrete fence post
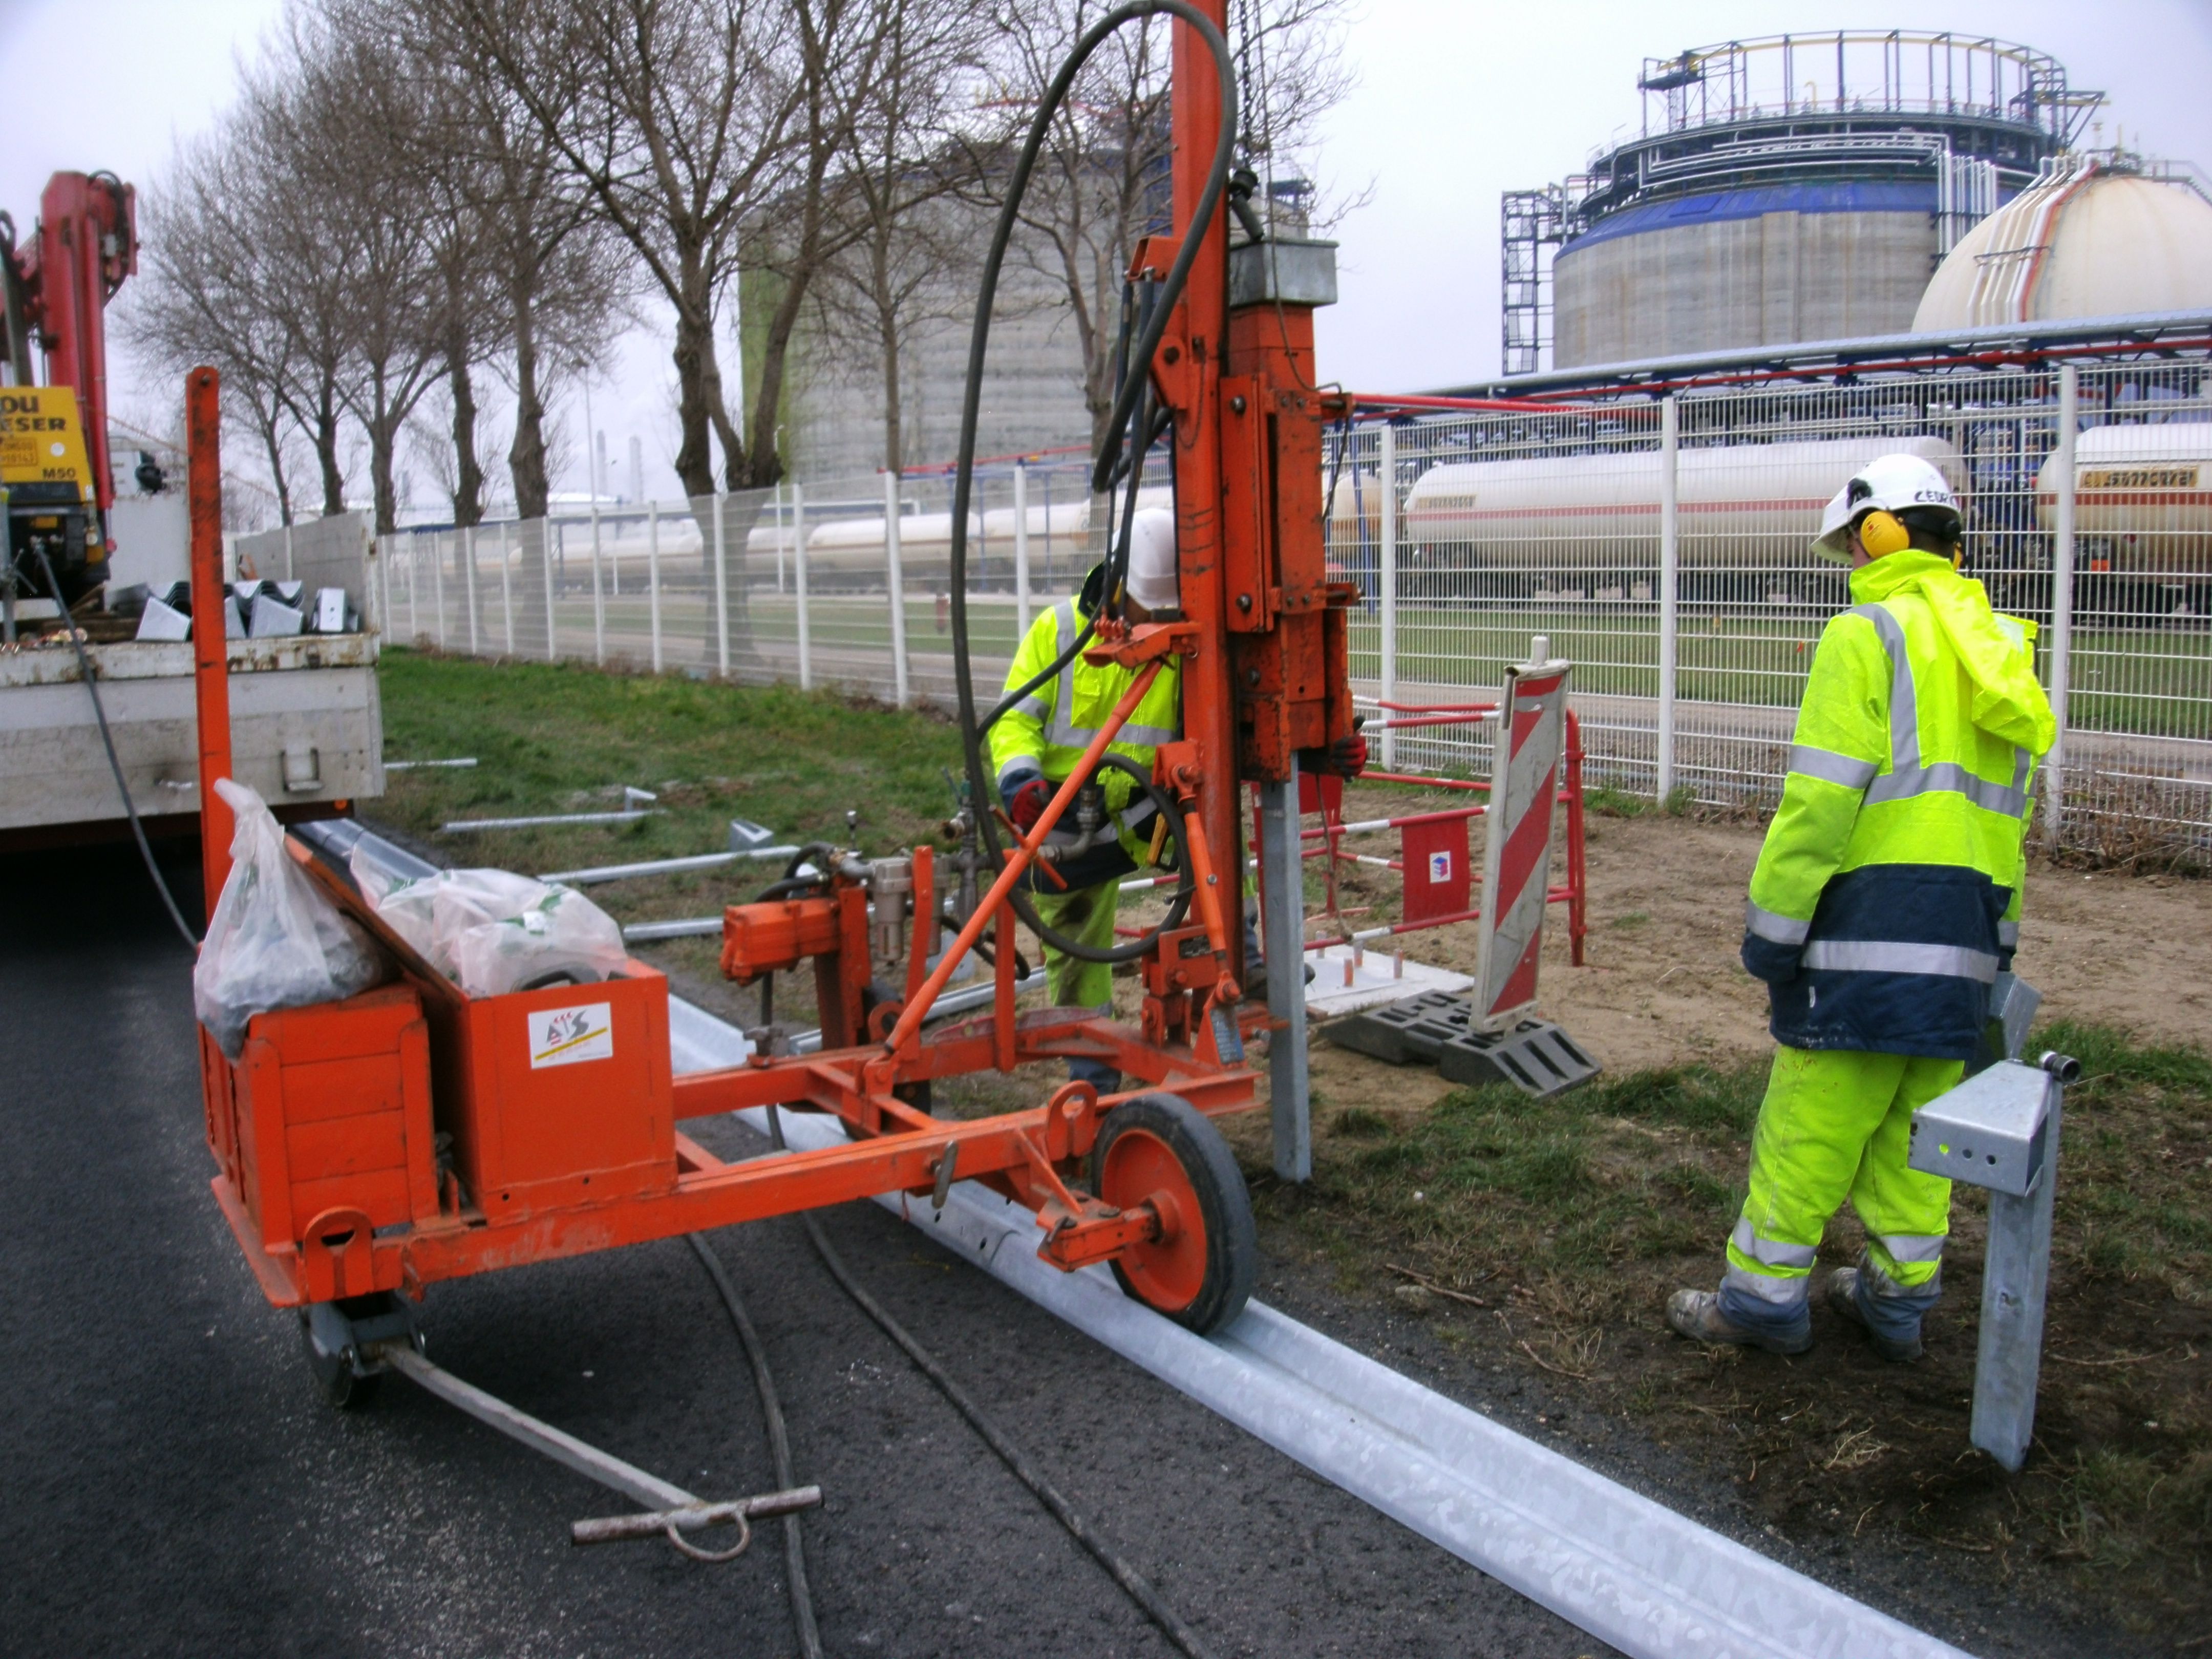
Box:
[433,531,448,648]
[2045,363,2078,844]
[284,521,295,582]
[885,470,909,706]
[589,505,606,667]
[647,499,663,673]
[1378,422,1398,770]
[713,492,730,677]
[407,535,419,643]
[1014,460,1033,632]
[544,519,560,663]
[1657,395,1681,802]
[774,483,787,593]
[463,525,481,655]
[794,483,811,691]
[499,520,515,656]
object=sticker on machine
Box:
[530,1002,614,1069]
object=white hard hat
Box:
[1812,453,1962,563]
[1126,508,1180,610]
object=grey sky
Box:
[7,1,2210,505]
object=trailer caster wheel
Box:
[1090,1094,1256,1335]
[299,1294,415,1411]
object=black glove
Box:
[1300,715,1368,779]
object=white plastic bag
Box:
[451,885,630,996]
[349,854,628,998]
[194,779,383,1057]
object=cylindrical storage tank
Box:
[1333,435,1964,594]
[1553,184,1944,367]
[1526,34,2070,369]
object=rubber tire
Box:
[1089,1093,1257,1335]
[299,1309,381,1411]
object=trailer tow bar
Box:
[364,1339,823,1561]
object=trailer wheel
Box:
[1090,1094,1256,1335]
[299,1309,382,1410]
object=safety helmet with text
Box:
[1811,453,1963,564]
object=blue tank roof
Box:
[1560,180,1943,256]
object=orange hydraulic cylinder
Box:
[187,366,233,914]
[1169,0,1242,981]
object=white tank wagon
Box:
[748,486,1172,591]
[1330,435,1964,600]
[2035,420,2212,591]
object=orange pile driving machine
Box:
[195,0,1356,1394]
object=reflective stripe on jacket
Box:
[988,596,1182,855]
[1742,551,2054,1059]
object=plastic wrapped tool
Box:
[194,779,384,1057]
[350,856,629,997]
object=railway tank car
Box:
[746,487,1172,592]
[1331,435,1964,602]
[2034,418,2212,611]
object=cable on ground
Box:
[770,1106,1220,1659]
[29,545,199,948]
[944,0,1237,969]
[688,1231,825,1658]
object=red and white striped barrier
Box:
[1469,652,1573,1032]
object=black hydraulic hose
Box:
[30,546,199,949]
[769,1109,1218,1659]
[687,1232,824,1659]
[948,0,1237,966]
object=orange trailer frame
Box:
[194,1,1355,1344]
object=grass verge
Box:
[1231,1021,2210,1637]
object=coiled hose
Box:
[947,0,1238,966]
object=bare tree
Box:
[995,0,1354,454]
[444,0,801,496]
[807,0,993,473]
[124,134,309,523]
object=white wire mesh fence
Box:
[381,364,2212,860]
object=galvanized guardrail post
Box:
[1909,1044,2077,1473]
[1259,758,1312,1181]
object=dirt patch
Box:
[1315,782,2212,1069]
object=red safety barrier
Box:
[1253,698,1587,967]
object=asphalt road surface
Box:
[1,841,1612,1659]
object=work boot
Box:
[1665,1289,1813,1356]
[1825,1267,1924,1363]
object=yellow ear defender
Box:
[1858,508,1912,557]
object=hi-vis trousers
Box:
[1718,1046,1960,1337]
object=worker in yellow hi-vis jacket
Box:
[989,511,1185,1093]
[1668,454,2055,1362]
